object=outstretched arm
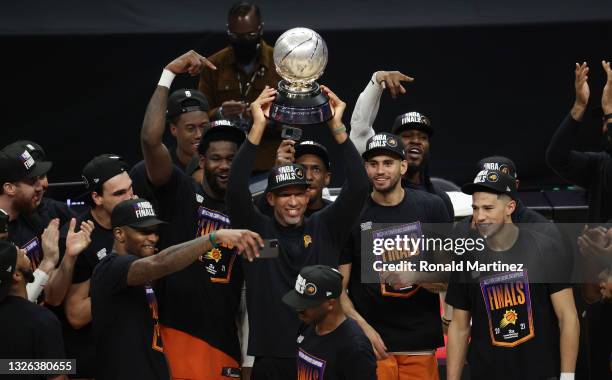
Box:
[226,87,277,230]
[349,71,413,153]
[545,63,594,187]
[318,86,370,244]
[127,229,263,286]
[142,50,216,187]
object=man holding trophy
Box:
[227,27,370,380]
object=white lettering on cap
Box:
[134,201,156,218]
[473,170,488,184]
[185,90,192,97]
[401,112,429,125]
[19,150,35,170]
[295,274,306,294]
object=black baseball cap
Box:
[462,169,518,199]
[477,156,518,179]
[82,154,129,192]
[0,241,17,302]
[20,140,51,164]
[0,141,52,184]
[362,132,406,160]
[167,89,210,120]
[391,111,434,137]
[197,120,246,155]
[282,265,343,310]
[295,140,331,170]
[268,164,309,192]
[111,199,167,229]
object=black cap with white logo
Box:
[392,111,433,136]
[295,140,330,170]
[461,169,518,199]
[362,132,405,160]
[0,241,17,303]
[282,265,343,310]
[198,119,246,155]
[267,164,309,192]
[167,89,210,120]
[82,154,129,192]
[0,141,52,184]
[477,156,517,179]
[111,199,167,229]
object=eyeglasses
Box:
[227,25,262,41]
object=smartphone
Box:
[281,126,302,142]
[258,239,280,259]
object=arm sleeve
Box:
[35,311,65,359]
[338,336,377,380]
[349,72,383,154]
[226,140,266,231]
[545,113,596,188]
[318,139,369,247]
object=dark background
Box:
[2,1,612,193]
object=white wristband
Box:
[560,373,575,380]
[26,268,49,303]
[158,69,176,89]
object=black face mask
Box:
[231,38,261,65]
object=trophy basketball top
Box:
[273,27,328,93]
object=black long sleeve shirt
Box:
[227,138,369,358]
[546,113,612,222]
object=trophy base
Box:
[267,81,333,125]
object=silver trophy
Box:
[267,27,333,125]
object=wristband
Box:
[158,69,176,89]
[209,232,218,248]
[332,124,347,135]
[559,373,575,380]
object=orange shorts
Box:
[160,325,241,380]
[376,354,439,380]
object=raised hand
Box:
[41,218,60,269]
[574,62,590,109]
[375,71,414,99]
[213,229,264,262]
[601,60,612,114]
[165,50,217,76]
[320,85,346,130]
[275,140,296,165]
[249,86,277,127]
[65,218,95,257]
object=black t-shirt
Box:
[69,209,114,284]
[342,189,449,352]
[227,139,369,358]
[445,229,571,380]
[8,197,75,270]
[56,209,113,377]
[403,179,455,221]
[91,253,169,380]
[0,296,65,380]
[152,166,242,362]
[296,318,376,380]
[130,160,160,214]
